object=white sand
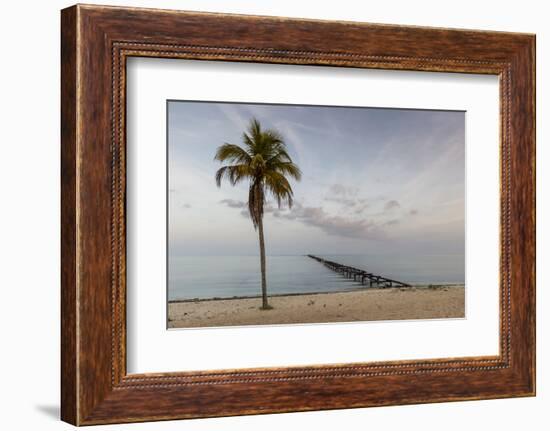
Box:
[168,285,465,328]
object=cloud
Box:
[324,197,357,207]
[264,203,277,213]
[329,183,359,197]
[219,199,246,208]
[219,187,404,241]
[324,183,363,208]
[273,202,385,240]
[238,202,279,220]
[353,202,370,214]
[384,200,400,211]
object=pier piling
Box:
[307,255,411,288]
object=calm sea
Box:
[168,255,465,301]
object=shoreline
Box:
[168,285,465,328]
[168,283,465,304]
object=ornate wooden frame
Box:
[61,4,535,425]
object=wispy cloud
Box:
[324,197,357,207]
[272,202,386,240]
[329,183,359,197]
[168,101,465,256]
[384,200,400,211]
[219,198,246,209]
[324,183,363,207]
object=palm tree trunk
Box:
[257,216,270,309]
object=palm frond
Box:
[228,164,254,185]
[215,117,301,220]
[215,164,253,187]
[263,171,294,209]
[247,118,263,145]
[242,132,256,155]
[270,161,302,181]
[266,146,292,164]
[263,129,284,145]
[259,131,283,159]
[214,166,230,188]
[214,143,251,164]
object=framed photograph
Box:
[165,100,466,329]
[61,4,535,425]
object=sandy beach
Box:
[168,285,465,328]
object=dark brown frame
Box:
[61,4,535,426]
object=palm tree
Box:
[215,118,301,310]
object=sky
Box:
[168,100,465,257]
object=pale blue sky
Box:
[168,101,465,257]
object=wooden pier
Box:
[307,255,411,288]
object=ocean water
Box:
[168,254,465,301]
